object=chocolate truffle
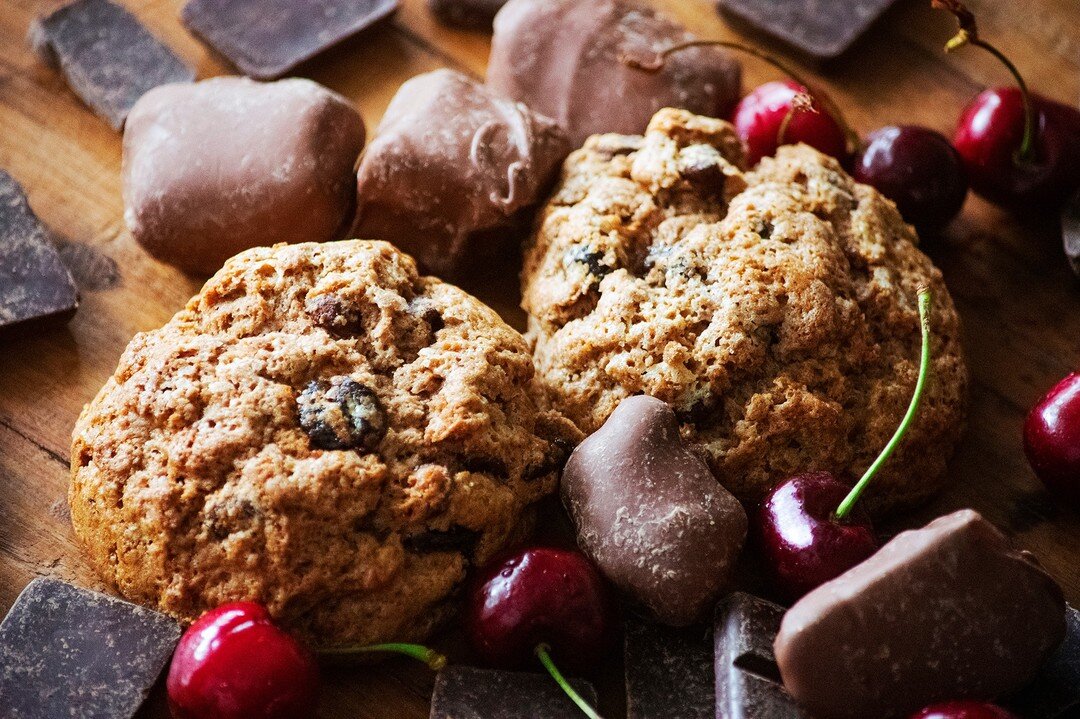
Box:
[561,395,747,626]
[122,77,364,275]
[354,69,568,278]
[774,509,1067,719]
[487,0,741,147]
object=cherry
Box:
[732,80,851,166]
[756,287,933,599]
[853,125,968,230]
[1024,372,1080,507]
[908,700,1020,719]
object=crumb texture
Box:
[522,108,967,513]
[71,240,579,644]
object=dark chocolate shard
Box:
[0,170,79,335]
[1005,604,1080,719]
[715,593,809,719]
[181,0,398,80]
[0,577,182,719]
[624,615,713,719]
[716,0,898,61]
[29,0,194,129]
[1064,190,1080,279]
[428,0,507,29]
[431,666,598,719]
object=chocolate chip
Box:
[567,245,612,282]
[462,455,509,478]
[524,437,574,481]
[679,145,727,196]
[307,294,362,335]
[298,377,386,451]
[403,526,480,556]
[408,296,444,333]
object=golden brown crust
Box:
[522,108,967,514]
[70,240,579,645]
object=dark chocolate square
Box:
[29,0,194,129]
[181,0,399,80]
[624,616,713,719]
[431,666,598,719]
[0,577,182,719]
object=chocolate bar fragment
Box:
[715,593,808,719]
[29,0,194,129]
[624,616,713,719]
[430,666,598,719]
[181,0,398,80]
[0,577,181,719]
[1005,604,1080,719]
[0,170,79,335]
[429,0,507,29]
[716,0,899,62]
[1064,190,1080,279]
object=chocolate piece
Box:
[624,616,713,719]
[123,77,364,275]
[1064,190,1080,279]
[1004,604,1080,719]
[561,395,747,626]
[717,0,899,61]
[487,0,742,147]
[0,577,181,718]
[715,593,808,719]
[29,0,194,129]
[429,0,507,29]
[354,69,569,278]
[0,170,79,334]
[431,666,598,718]
[297,377,386,451]
[181,0,398,80]
[775,510,1067,719]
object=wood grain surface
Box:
[1,0,1078,716]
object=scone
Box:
[71,241,580,645]
[522,108,967,514]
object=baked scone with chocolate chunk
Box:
[522,108,967,514]
[71,241,579,645]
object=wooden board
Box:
[0,0,1078,716]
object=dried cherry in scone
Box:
[297,376,387,451]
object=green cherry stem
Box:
[534,643,603,719]
[835,287,932,521]
[317,642,448,670]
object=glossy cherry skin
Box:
[465,547,612,673]
[756,471,879,600]
[853,125,968,230]
[909,700,1020,719]
[167,602,319,719]
[1024,372,1080,507]
[954,87,1080,211]
[732,80,850,167]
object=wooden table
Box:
[1,0,1078,716]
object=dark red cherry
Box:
[756,471,878,600]
[908,700,1020,719]
[167,602,319,719]
[465,546,612,674]
[1024,372,1080,507]
[853,125,968,229]
[732,80,850,166]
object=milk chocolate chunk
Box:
[1004,604,1080,719]
[625,616,713,719]
[1064,190,1080,278]
[715,593,808,719]
[487,0,741,147]
[29,0,194,129]
[429,0,507,29]
[431,666,598,718]
[0,578,181,719]
[354,69,569,278]
[775,510,1067,719]
[181,0,398,80]
[123,77,364,275]
[717,0,899,61]
[561,395,747,626]
[0,170,79,334]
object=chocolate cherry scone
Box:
[522,109,967,514]
[71,241,579,645]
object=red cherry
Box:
[908,700,1020,719]
[1024,372,1080,507]
[756,471,878,600]
[465,547,612,674]
[167,602,319,719]
[732,80,850,166]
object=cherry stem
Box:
[621,39,860,155]
[534,643,603,719]
[317,642,448,670]
[835,287,932,520]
